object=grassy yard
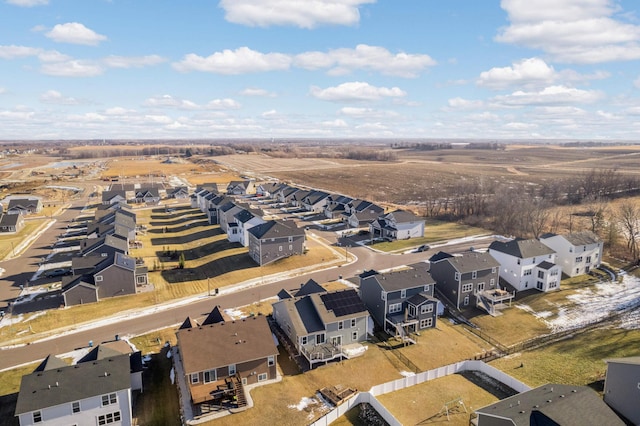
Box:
[469,306,550,347]
[371,219,490,252]
[489,326,640,389]
[0,219,50,259]
[0,362,41,397]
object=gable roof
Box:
[385,209,421,223]
[406,292,438,307]
[234,208,257,224]
[363,266,435,292]
[0,213,20,227]
[33,355,68,372]
[443,251,500,273]
[179,316,201,330]
[489,238,556,259]
[248,220,303,239]
[303,190,330,205]
[294,279,325,296]
[201,305,230,325]
[605,356,640,366]
[564,230,602,246]
[475,383,625,426]
[177,315,278,375]
[429,251,454,263]
[15,354,131,415]
[61,275,96,293]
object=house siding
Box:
[63,285,98,306]
[358,278,386,328]
[248,234,305,266]
[603,362,640,426]
[95,266,137,299]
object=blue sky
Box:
[1,0,640,140]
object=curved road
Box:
[0,188,493,370]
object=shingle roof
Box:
[15,354,131,415]
[365,267,435,292]
[605,356,640,365]
[386,209,422,223]
[33,355,68,372]
[445,251,500,273]
[489,238,556,259]
[564,230,602,246]
[248,220,303,239]
[475,383,625,426]
[234,209,256,223]
[537,261,556,270]
[177,315,278,375]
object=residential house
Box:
[101,189,127,205]
[247,220,305,266]
[0,213,24,233]
[369,209,425,240]
[324,195,353,219]
[14,354,133,426]
[218,202,245,234]
[301,190,330,213]
[256,182,285,198]
[347,209,382,229]
[489,238,561,292]
[62,275,99,306]
[175,313,278,407]
[603,356,640,425]
[277,279,325,300]
[226,180,256,195]
[539,231,604,277]
[275,185,302,205]
[272,289,370,368]
[358,264,439,342]
[133,187,160,205]
[429,251,509,315]
[291,190,312,209]
[80,234,129,257]
[232,208,266,247]
[108,183,136,201]
[473,383,625,425]
[344,199,384,218]
[168,186,190,199]
[7,198,43,215]
[207,194,233,225]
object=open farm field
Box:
[101,157,210,179]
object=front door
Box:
[330,335,342,346]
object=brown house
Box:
[175,313,278,407]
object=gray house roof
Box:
[537,261,556,270]
[0,213,20,227]
[605,356,640,365]
[386,209,421,223]
[234,208,257,224]
[564,230,602,246]
[475,383,625,426]
[248,220,302,239]
[15,354,131,415]
[489,238,556,259]
[34,355,68,372]
[303,190,330,205]
[444,251,500,273]
[366,267,435,292]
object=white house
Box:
[15,354,133,426]
[369,210,425,240]
[539,231,604,277]
[488,238,561,292]
[603,356,640,426]
[231,208,266,247]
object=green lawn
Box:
[0,219,50,260]
[371,219,490,252]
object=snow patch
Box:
[400,371,415,377]
[289,397,315,411]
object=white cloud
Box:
[6,0,48,6]
[309,81,406,102]
[219,0,375,29]
[240,88,276,97]
[322,119,348,128]
[491,85,603,106]
[534,106,587,116]
[504,121,538,130]
[143,95,240,110]
[40,90,80,105]
[338,106,399,119]
[103,55,166,68]
[37,50,71,63]
[173,47,291,74]
[0,44,41,59]
[596,110,621,119]
[261,109,278,118]
[477,57,557,89]
[447,97,484,110]
[497,0,640,63]
[294,44,435,78]
[0,109,35,120]
[40,60,104,77]
[104,107,136,116]
[45,23,107,46]
[634,76,640,89]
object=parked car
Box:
[416,244,430,252]
[45,268,71,278]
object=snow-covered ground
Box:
[517,273,640,333]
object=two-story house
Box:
[323,195,353,219]
[15,354,133,426]
[226,180,256,196]
[429,251,509,315]
[272,289,370,368]
[603,356,640,426]
[175,312,278,408]
[489,238,561,292]
[231,208,266,247]
[247,220,306,266]
[358,264,439,343]
[301,190,331,213]
[539,231,604,277]
[369,209,425,240]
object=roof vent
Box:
[55,382,59,387]
[48,385,51,389]
[104,372,109,377]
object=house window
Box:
[381,291,386,301]
[538,270,545,279]
[268,355,275,366]
[477,282,485,292]
[408,305,416,317]
[400,289,406,299]
[95,275,103,282]
[72,401,80,413]
[586,256,591,263]
[490,279,495,286]
[301,336,307,345]
[33,411,42,423]
[338,321,344,330]
[517,259,521,265]
[424,284,430,292]
[388,303,402,314]
[136,275,146,284]
[279,246,283,252]
[204,369,216,383]
[549,281,558,289]
[461,283,473,293]
[229,364,236,376]
[289,245,293,251]
[537,281,544,290]
[463,296,470,306]
[550,269,559,276]
[575,256,583,263]
[288,236,293,242]
[492,267,497,273]
[190,373,199,384]
[101,393,117,406]
[316,334,325,344]
[523,269,532,276]
[472,271,477,279]
[421,304,433,314]
[350,331,358,341]
[351,318,356,328]
[420,318,433,329]
[454,272,461,281]
[97,411,121,425]
[258,373,268,382]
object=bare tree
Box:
[617,201,640,260]
[526,198,551,238]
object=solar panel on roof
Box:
[321,290,366,317]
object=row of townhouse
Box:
[0,197,42,233]
[192,184,307,266]
[101,182,189,205]
[60,202,148,307]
